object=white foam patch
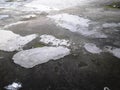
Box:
[24,0,94,12]
[40,35,70,47]
[48,13,107,38]
[4,82,22,90]
[104,46,120,59]
[13,46,70,68]
[103,23,120,28]
[0,15,9,20]
[84,43,102,54]
[0,30,37,51]
[3,21,27,29]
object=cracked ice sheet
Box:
[84,43,102,54]
[48,13,107,38]
[13,46,70,68]
[0,30,37,52]
[40,35,70,47]
[24,0,94,12]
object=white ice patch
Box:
[48,13,90,27]
[3,21,27,29]
[48,13,107,38]
[104,46,120,59]
[40,35,70,47]
[13,46,70,68]
[84,43,102,54]
[21,14,37,19]
[103,23,120,28]
[24,0,94,12]
[0,30,37,51]
[0,15,9,20]
[4,82,22,90]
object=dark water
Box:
[0,50,120,90]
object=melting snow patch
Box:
[4,82,22,90]
[13,46,70,68]
[48,13,107,38]
[0,30,37,51]
[104,46,120,59]
[3,21,27,29]
[84,43,102,54]
[40,35,70,47]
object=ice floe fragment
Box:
[40,35,70,47]
[48,13,107,38]
[13,46,70,68]
[104,46,120,59]
[48,13,90,28]
[84,43,102,54]
[0,30,37,51]
[4,82,22,90]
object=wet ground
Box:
[0,0,120,90]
